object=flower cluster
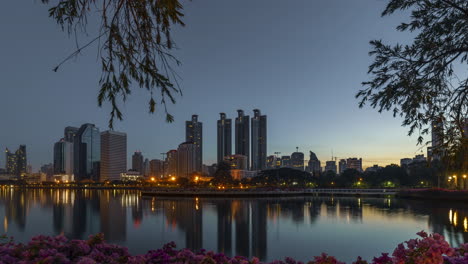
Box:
[0,232,465,264]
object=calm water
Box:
[0,188,467,263]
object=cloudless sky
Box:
[0,0,425,170]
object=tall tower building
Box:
[186,115,203,172]
[73,124,101,181]
[235,110,250,169]
[338,159,347,174]
[325,161,337,174]
[307,151,321,175]
[64,127,79,142]
[100,131,127,182]
[251,109,267,170]
[132,151,144,174]
[166,150,178,177]
[291,149,305,171]
[177,142,197,178]
[217,113,232,163]
[54,139,74,176]
[5,145,27,177]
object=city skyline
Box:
[0,0,424,170]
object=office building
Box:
[307,151,321,175]
[217,113,232,163]
[291,149,304,171]
[5,145,27,177]
[166,150,178,177]
[428,120,444,161]
[324,160,337,174]
[266,155,276,169]
[281,156,291,168]
[74,124,101,181]
[186,115,203,173]
[132,151,144,175]
[338,159,347,174]
[224,154,248,170]
[251,109,267,170]
[150,159,165,178]
[365,165,383,173]
[235,110,250,169]
[346,158,363,172]
[177,142,197,178]
[143,158,150,177]
[53,139,74,177]
[100,131,127,182]
[64,126,79,142]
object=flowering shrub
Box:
[0,232,466,264]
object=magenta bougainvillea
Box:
[0,231,466,264]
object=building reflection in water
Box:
[1,188,468,262]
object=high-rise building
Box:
[307,151,321,175]
[338,159,347,174]
[53,139,74,177]
[217,113,232,163]
[166,150,178,177]
[291,149,304,171]
[251,109,267,170]
[150,159,165,178]
[281,156,291,168]
[266,155,276,169]
[143,158,150,177]
[186,115,203,172]
[224,154,248,170]
[177,142,197,178]
[235,110,250,169]
[74,124,101,181]
[346,158,363,172]
[428,120,444,161]
[324,161,337,174]
[5,145,27,177]
[64,126,79,142]
[132,151,144,174]
[100,131,127,182]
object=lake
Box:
[0,188,466,263]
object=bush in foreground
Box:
[0,231,466,264]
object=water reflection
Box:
[0,188,467,262]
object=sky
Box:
[0,0,426,171]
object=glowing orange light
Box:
[151,177,155,181]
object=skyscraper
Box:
[177,142,197,178]
[64,127,79,142]
[281,156,291,168]
[251,109,267,170]
[143,158,150,177]
[74,124,101,181]
[100,131,127,182]
[291,149,304,171]
[166,150,178,177]
[307,151,321,175]
[235,110,250,169]
[325,160,337,173]
[132,151,144,174]
[346,158,363,172]
[186,115,203,172]
[338,159,347,174]
[5,145,27,177]
[54,139,74,177]
[217,113,232,163]
[150,159,165,178]
[428,120,444,161]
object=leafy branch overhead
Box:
[41,0,186,128]
[357,0,468,170]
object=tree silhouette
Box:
[41,0,185,128]
[358,0,467,170]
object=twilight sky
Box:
[0,0,425,170]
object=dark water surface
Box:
[0,188,467,263]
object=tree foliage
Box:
[357,0,468,169]
[41,0,186,128]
